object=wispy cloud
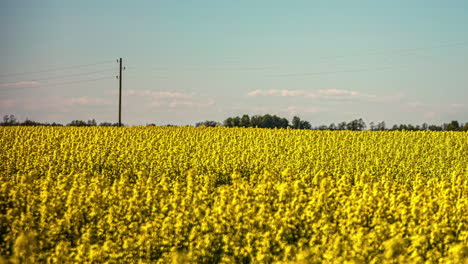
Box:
[0,96,112,110]
[407,102,468,110]
[423,111,438,119]
[0,99,19,109]
[284,106,324,115]
[168,99,215,108]
[118,89,214,110]
[246,89,378,100]
[449,103,467,109]
[123,89,193,99]
[146,91,192,99]
[406,101,425,108]
[65,96,112,106]
[247,89,310,97]
[403,101,467,122]
[0,81,40,87]
[148,99,215,109]
[231,105,326,117]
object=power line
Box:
[127,65,279,73]
[265,41,468,78]
[267,66,399,77]
[313,40,468,61]
[0,40,465,79]
[123,40,468,74]
[43,76,114,87]
[0,68,116,84]
[0,60,114,78]
[123,70,169,80]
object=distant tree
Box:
[461,123,468,132]
[250,115,263,127]
[337,122,347,130]
[240,115,250,127]
[376,121,386,131]
[2,115,9,125]
[100,122,114,126]
[421,123,428,131]
[21,119,40,126]
[369,122,376,131]
[291,116,310,129]
[223,117,234,127]
[195,120,220,127]
[2,114,18,126]
[399,124,409,131]
[224,114,290,129]
[232,117,241,127]
[328,123,336,130]
[292,116,301,129]
[87,119,97,126]
[428,125,442,131]
[358,118,366,130]
[447,120,460,131]
[279,117,289,128]
[261,114,275,128]
[299,120,311,129]
[347,118,366,131]
[68,120,88,126]
[260,114,289,128]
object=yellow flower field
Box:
[0,127,467,263]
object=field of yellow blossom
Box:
[0,126,467,263]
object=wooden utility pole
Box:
[118,58,122,127]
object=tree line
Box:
[2,114,468,131]
[0,115,119,127]
[199,114,468,131]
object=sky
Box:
[1,0,467,126]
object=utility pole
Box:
[118,58,123,127]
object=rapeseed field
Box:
[0,127,466,263]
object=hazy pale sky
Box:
[1,0,467,126]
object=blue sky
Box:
[1,0,467,126]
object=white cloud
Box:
[401,100,467,122]
[230,105,326,117]
[124,89,192,99]
[148,91,192,99]
[284,106,323,115]
[109,89,192,99]
[65,96,113,106]
[406,101,425,108]
[450,103,467,109]
[247,89,380,100]
[109,89,212,110]
[317,89,376,98]
[119,89,215,110]
[125,89,136,95]
[0,81,40,87]
[247,89,311,97]
[0,99,20,109]
[0,96,112,110]
[168,100,215,108]
[423,111,438,119]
